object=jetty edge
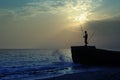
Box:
[71,46,120,66]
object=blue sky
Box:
[0,0,32,9]
[0,0,120,49]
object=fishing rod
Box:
[88,31,96,43]
[79,22,84,37]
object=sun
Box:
[65,3,89,25]
[73,13,88,24]
[67,12,89,29]
[64,0,94,28]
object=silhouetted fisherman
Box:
[83,31,88,46]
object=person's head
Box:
[85,31,87,34]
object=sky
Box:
[0,0,120,50]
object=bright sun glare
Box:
[73,13,88,24]
[65,0,91,26]
[64,0,102,29]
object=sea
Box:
[0,49,120,80]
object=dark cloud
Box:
[85,17,120,50]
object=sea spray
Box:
[52,49,72,62]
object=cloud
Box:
[1,0,115,49]
[84,17,120,50]
[0,0,103,21]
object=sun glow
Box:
[73,13,88,24]
[64,0,93,27]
